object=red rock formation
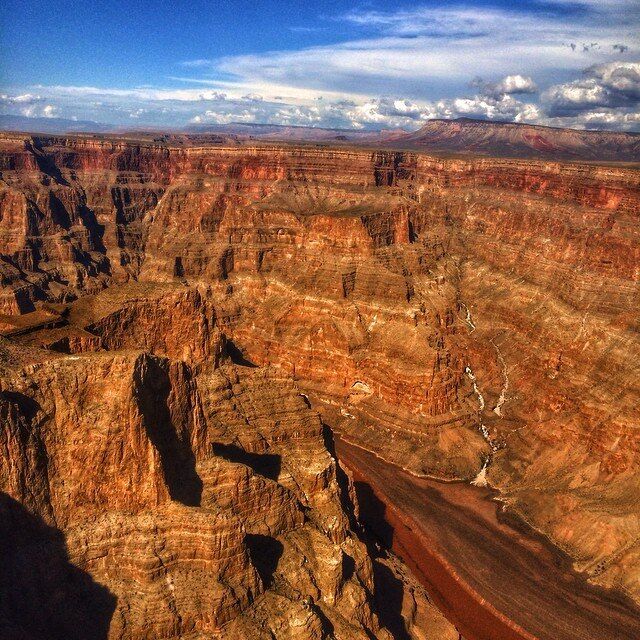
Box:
[0,339,400,638]
[1,132,639,635]
[399,117,640,161]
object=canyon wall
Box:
[1,132,639,627]
[0,310,409,639]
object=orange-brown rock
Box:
[398,117,640,161]
[0,337,404,639]
[1,131,639,635]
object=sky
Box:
[1,0,639,131]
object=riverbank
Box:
[335,436,640,640]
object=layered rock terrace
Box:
[1,132,639,637]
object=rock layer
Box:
[0,338,396,639]
[1,132,639,634]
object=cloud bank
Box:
[1,4,638,131]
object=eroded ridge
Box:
[1,133,639,637]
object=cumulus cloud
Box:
[542,108,640,130]
[129,108,148,119]
[497,75,538,95]
[164,2,637,132]
[543,60,640,115]
[352,97,425,123]
[589,61,640,97]
[242,93,264,102]
[0,93,44,105]
[544,79,612,114]
[450,95,541,122]
[182,89,541,131]
[3,2,640,132]
[1,58,637,132]
[471,75,538,98]
[539,60,640,129]
[181,1,637,104]
[426,74,543,123]
[0,76,559,131]
[179,67,543,131]
[0,94,58,118]
[190,109,257,125]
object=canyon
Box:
[336,437,640,640]
[0,131,639,639]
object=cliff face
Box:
[1,132,639,632]
[0,331,398,639]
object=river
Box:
[335,436,640,640]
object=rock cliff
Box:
[399,118,640,161]
[0,330,407,639]
[1,132,639,634]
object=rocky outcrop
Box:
[0,340,398,639]
[1,132,639,630]
[398,117,640,161]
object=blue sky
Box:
[1,0,639,130]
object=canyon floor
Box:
[0,132,638,639]
[336,437,640,640]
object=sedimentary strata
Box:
[1,132,639,636]
[0,335,397,639]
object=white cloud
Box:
[172,2,636,117]
[189,108,257,125]
[242,93,264,102]
[183,88,541,131]
[0,93,44,105]
[541,108,640,130]
[0,70,623,131]
[129,108,147,119]
[473,75,538,98]
[40,85,231,102]
[1,3,637,133]
[588,61,640,97]
[0,94,58,119]
[543,61,640,115]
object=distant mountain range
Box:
[185,121,389,141]
[0,115,113,134]
[1,114,639,161]
[397,118,640,161]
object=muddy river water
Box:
[335,437,640,640]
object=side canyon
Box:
[0,132,639,639]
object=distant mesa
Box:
[0,114,114,135]
[1,115,638,161]
[398,118,640,161]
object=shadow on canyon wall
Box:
[245,527,339,638]
[245,533,284,588]
[26,139,70,187]
[354,480,413,640]
[224,339,258,368]
[323,425,412,640]
[212,442,282,481]
[0,493,116,640]
[136,357,203,507]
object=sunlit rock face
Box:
[0,334,401,639]
[0,131,639,632]
[397,118,640,161]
